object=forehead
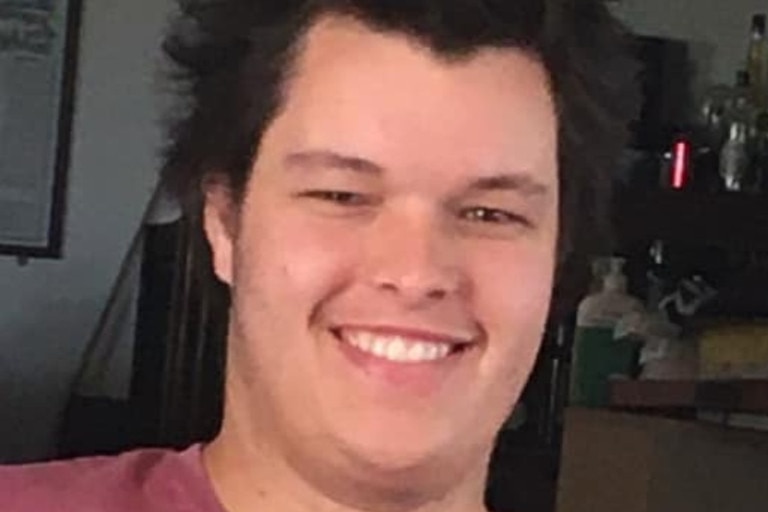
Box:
[263,15,557,184]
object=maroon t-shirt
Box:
[0,444,225,512]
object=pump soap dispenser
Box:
[569,257,644,407]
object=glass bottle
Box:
[720,120,752,191]
[746,14,768,111]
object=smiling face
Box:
[204,15,558,504]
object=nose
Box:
[362,205,466,306]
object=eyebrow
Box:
[284,149,550,197]
[464,173,550,198]
[284,150,384,175]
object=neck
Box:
[203,374,490,512]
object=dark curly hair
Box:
[161,0,639,315]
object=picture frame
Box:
[0,0,82,258]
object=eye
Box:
[459,206,530,227]
[300,190,371,206]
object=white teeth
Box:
[358,331,374,352]
[343,331,455,363]
[436,344,450,359]
[386,337,407,360]
[371,338,388,358]
[422,343,439,361]
[407,342,427,361]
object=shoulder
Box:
[0,444,221,512]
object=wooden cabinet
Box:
[556,408,768,512]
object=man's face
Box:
[206,16,558,493]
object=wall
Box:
[612,0,767,93]
[0,0,173,462]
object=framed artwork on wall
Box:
[0,0,82,258]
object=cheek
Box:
[454,243,554,438]
[229,206,362,394]
[475,240,554,309]
[470,243,554,360]
[234,206,360,321]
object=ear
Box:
[203,179,238,286]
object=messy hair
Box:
[161,0,639,313]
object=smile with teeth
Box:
[339,330,461,363]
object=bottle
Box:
[569,258,644,407]
[746,14,768,110]
[729,70,755,127]
[719,118,752,191]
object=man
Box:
[1,1,637,511]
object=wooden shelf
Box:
[610,379,768,414]
[614,189,768,251]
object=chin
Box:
[321,399,495,482]
[354,441,434,473]
[336,423,464,480]
[334,436,483,507]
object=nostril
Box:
[426,289,448,300]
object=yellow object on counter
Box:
[699,322,768,380]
